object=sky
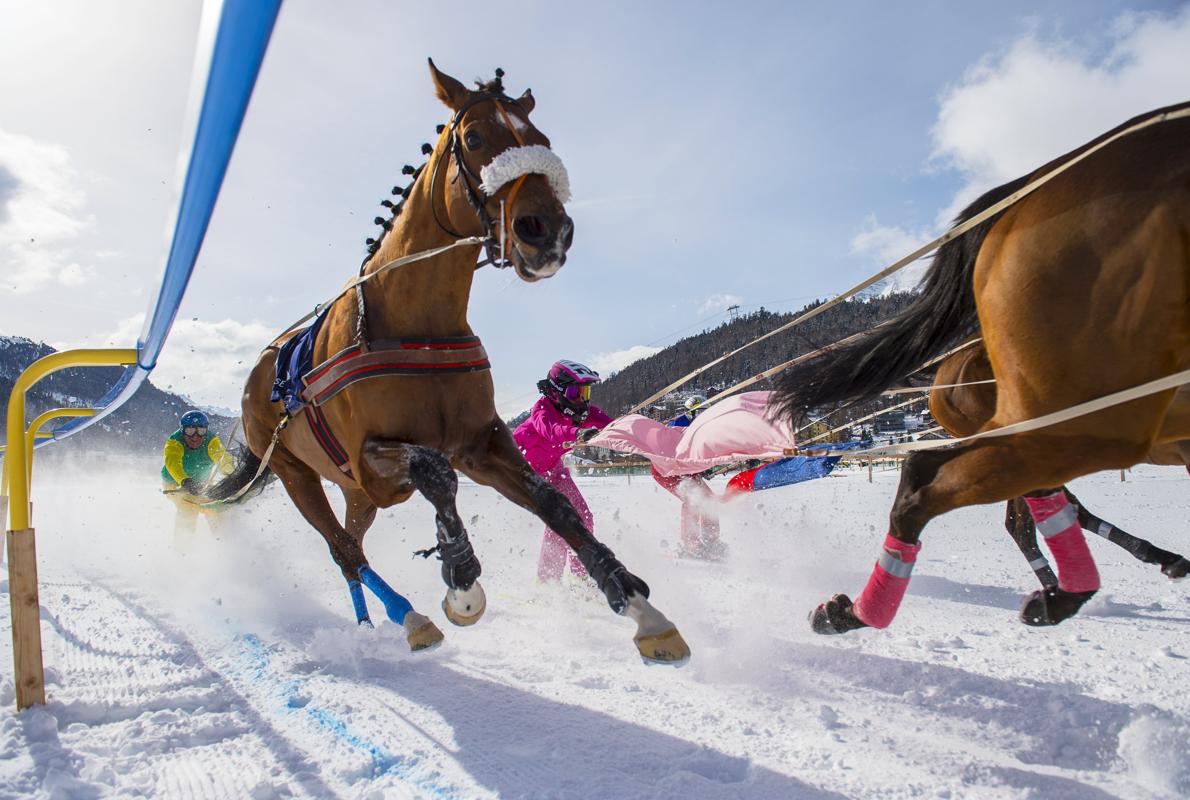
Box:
[2,0,1190,417]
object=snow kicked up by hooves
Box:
[1,454,1188,798]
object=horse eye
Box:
[463,130,483,150]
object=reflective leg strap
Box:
[347,579,372,626]
[1023,492,1100,593]
[358,566,413,625]
[852,535,921,629]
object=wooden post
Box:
[1120,469,1126,482]
[867,457,873,483]
[7,528,46,709]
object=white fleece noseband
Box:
[479,145,571,204]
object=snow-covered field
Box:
[1,457,1188,799]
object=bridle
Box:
[429,92,531,270]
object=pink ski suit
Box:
[514,397,613,581]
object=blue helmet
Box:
[180,410,209,429]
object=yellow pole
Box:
[23,408,96,486]
[1,432,52,499]
[5,348,136,710]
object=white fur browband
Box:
[479,145,571,204]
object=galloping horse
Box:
[771,101,1190,634]
[218,62,689,663]
[929,340,1189,605]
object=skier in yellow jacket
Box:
[161,410,234,532]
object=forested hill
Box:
[590,293,918,417]
[0,336,236,453]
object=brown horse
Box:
[771,101,1190,634]
[216,62,689,663]
[929,340,1189,604]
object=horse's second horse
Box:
[771,101,1190,635]
[217,61,690,664]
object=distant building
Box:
[874,411,906,433]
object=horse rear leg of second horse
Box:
[268,444,445,652]
[811,430,1154,636]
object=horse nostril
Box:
[561,216,574,251]
[513,215,549,248]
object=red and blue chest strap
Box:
[298,335,490,479]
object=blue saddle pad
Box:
[270,311,328,415]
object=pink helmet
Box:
[539,359,601,418]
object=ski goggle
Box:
[183,426,208,437]
[562,384,592,402]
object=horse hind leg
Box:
[1005,496,1059,589]
[1016,488,1100,627]
[358,440,486,627]
[272,450,443,651]
[810,435,1123,635]
[1065,488,1190,580]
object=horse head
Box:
[428,59,574,282]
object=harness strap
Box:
[306,403,353,478]
[301,339,490,407]
[187,414,289,507]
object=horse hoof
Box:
[1162,557,1190,580]
[809,594,867,635]
[635,626,691,666]
[403,611,445,651]
[623,592,691,665]
[1020,587,1096,627]
[443,582,486,627]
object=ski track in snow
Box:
[1,456,1188,799]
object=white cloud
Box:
[697,293,743,315]
[850,216,934,294]
[104,313,275,410]
[931,8,1190,220]
[0,128,96,294]
[852,8,1190,297]
[588,345,663,377]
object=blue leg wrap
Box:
[358,566,412,625]
[347,579,373,627]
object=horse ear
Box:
[517,88,535,114]
[427,58,468,112]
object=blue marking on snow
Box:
[237,633,459,798]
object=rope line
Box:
[623,106,1190,417]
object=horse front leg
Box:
[357,440,486,627]
[270,448,443,651]
[460,423,690,666]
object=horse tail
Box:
[770,173,1031,424]
[205,442,274,503]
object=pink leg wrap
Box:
[1023,492,1100,593]
[852,535,922,629]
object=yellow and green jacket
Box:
[161,429,235,486]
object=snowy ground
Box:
[1,455,1188,799]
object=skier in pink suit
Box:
[514,360,613,582]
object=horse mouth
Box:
[511,242,566,282]
[507,211,572,282]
